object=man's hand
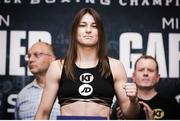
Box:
[139,101,154,119]
[116,106,125,119]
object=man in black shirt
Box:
[111,55,180,119]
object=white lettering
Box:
[60,0,71,3]
[176,0,180,6]
[0,15,10,26]
[14,0,21,3]
[175,94,180,103]
[4,0,22,3]
[0,0,179,6]
[28,31,52,49]
[153,0,162,5]
[0,30,52,76]
[119,32,179,78]
[162,17,178,30]
[30,0,40,4]
[176,18,179,29]
[169,33,180,78]
[0,31,7,75]
[166,0,173,6]
[61,0,71,3]
[0,30,178,78]
[141,0,150,6]
[146,33,167,77]
[119,32,143,77]
[101,0,110,5]
[130,0,138,6]
[7,94,17,113]
[4,0,11,3]
[9,31,26,75]
[85,0,95,4]
[46,0,56,3]
[119,0,127,6]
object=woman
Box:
[35,7,140,119]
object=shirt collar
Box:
[27,79,42,89]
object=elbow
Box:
[35,110,50,120]
[123,102,141,119]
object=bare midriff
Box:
[60,101,110,119]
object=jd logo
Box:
[153,108,165,119]
[79,73,94,83]
[79,84,93,96]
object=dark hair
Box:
[134,55,159,73]
[65,7,111,80]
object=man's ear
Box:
[132,72,136,83]
[156,74,160,83]
[51,56,56,61]
[52,57,56,61]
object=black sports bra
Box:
[57,61,115,107]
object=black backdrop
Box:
[0,0,180,119]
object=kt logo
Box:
[153,108,165,119]
[79,73,94,83]
[79,84,93,96]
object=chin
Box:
[30,70,38,74]
[139,84,151,87]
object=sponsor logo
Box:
[79,84,93,96]
[153,108,165,119]
[79,73,94,83]
[78,73,94,96]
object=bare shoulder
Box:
[108,57,127,82]
[50,59,64,69]
[108,57,124,69]
[47,59,64,81]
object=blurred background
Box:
[0,0,180,119]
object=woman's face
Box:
[76,13,98,47]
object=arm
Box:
[35,60,62,119]
[139,101,154,119]
[115,102,153,119]
[109,58,140,119]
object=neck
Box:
[137,88,157,100]
[77,45,97,56]
[35,74,46,88]
[76,46,98,68]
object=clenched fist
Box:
[123,83,138,103]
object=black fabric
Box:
[138,94,180,119]
[57,61,115,107]
[110,94,180,119]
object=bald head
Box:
[29,42,55,58]
[27,42,56,76]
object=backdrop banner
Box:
[0,0,180,119]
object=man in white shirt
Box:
[15,41,60,119]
